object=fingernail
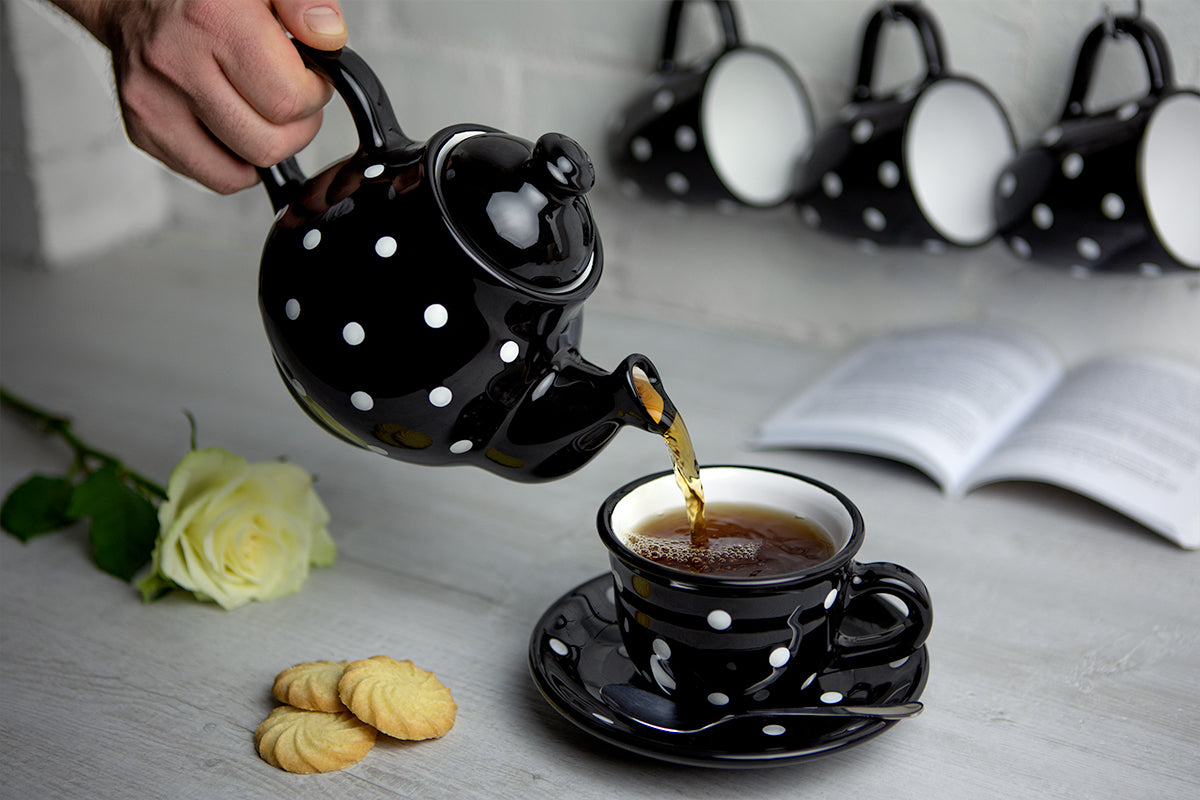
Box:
[304,7,345,36]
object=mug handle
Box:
[1061,14,1174,120]
[830,561,933,669]
[852,2,947,103]
[258,41,416,212]
[658,0,741,72]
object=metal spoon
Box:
[599,683,922,735]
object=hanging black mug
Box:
[608,0,815,209]
[794,3,1015,249]
[993,14,1200,274]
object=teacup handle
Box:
[258,41,416,212]
[831,561,932,669]
[658,0,741,72]
[852,2,947,103]
[1061,14,1174,120]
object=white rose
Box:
[141,447,334,609]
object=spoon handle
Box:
[764,701,923,720]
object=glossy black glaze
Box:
[596,467,932,711]
[793,2,1014,248]
[258,43,667,481]
[529,573,930,767]
[607,0,812,208]
[993,14,1197,274]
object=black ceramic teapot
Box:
[258,43,670,481]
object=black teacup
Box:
[794,2,1015,249]
[993,14,1200,275]
[598,466,932,710]
[608,0,815,209]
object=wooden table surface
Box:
[2,230,1197,799]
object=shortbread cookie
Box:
[338,655,457,741]
[272,660,350,712]
[254,706,376,774]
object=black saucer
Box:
[528,573,929,768]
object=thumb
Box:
[272,0,348,51]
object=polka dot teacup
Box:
[794,3,1015,250]
[607,0,814,209]
[993,14,1200,274]
[598,466,933,711]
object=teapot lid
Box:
[435,131,597,292]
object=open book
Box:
[753,323,1200,549]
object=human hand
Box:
[52,0,348,194]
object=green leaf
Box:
[1,474,77,541]
[68,466,160,582]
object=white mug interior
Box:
[701,50,814,207]
[905,79,1015,246]
[609,467,854,560]
[1141,92,1200,268]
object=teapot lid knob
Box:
[531,133,595,202]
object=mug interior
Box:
[701,50,813,207]
[1141,92,1200,268]
[905,79,1015,245]
[608,466,855,563]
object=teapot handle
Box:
[258,41,416,212]
[1060,14,1174,120]
[658,0,741,72]
[852,2,947,103]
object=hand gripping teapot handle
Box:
[1061,14,1174,120]
[658,0,741,73]
[258,40,415,212]
[852,2,947,103]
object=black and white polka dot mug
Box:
[257,42,674,481]
[607,0,815,209]
[794,2,1016,249]
[993,14,1200,275]
[599,466,932,711]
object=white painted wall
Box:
[6,0,1199,362]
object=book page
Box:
[966,354,1200,549]
[755,324,1062,491]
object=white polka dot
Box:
[652,89,675,112]
[499,341,520,363]
[889,656,910,669]
[665,172,689,195]
[800,205,821,227]
[878,161,900,188]
[675,125,697,152]
[762,724,787,736]
[801,673,817,690]
[707,692,729,706]
[285,299,301,320]
[364,163,384,178]
[1117,101,1139,121]
[768,647,790,668]
[593,712,615,725]
[650,657,676,691]
[863,207,886,231]
[1101,193,1125,219]
[820,691,844,704]
[1077,237,1101,260]
[922,239,947,254]
[1043,126,1063,145]
[1139,262,1163,276]
[342,321,365,345]
[652,638,672,659]
[1070,264,1092,279]
[375,236,397,258]
[449,439,473,454]
[1011,236,1032,259]
[822,172,843,198]
[998,171,1017,198]
[351,391,374,411]
[424,303,448,328]
[716,199,738,215]
[823,588,838,609]
[851,119,874,143]
[548,638,569,656]
[1062,153,1084,179]
[856,238,879,254]
[707,610,732,630]
[290,378,306,396]
[631,137,652,162]
[302,229,321,250]
[1032,203,1054,229]
[429,386,452,407]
